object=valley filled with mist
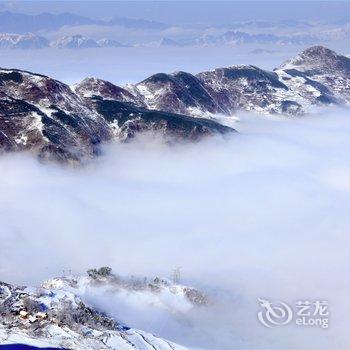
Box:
[0,2,350,349]
[1,109,349,349]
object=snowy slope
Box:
[0,271,207,349]
[277,45,350,104]
[0,67,232,162]
[122,46,350,117]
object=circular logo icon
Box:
[257,298,293,328]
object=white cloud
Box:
[0,108,349,349]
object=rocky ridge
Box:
[0,68,233,163]
[0,45,348,163]
[122,46,349,117]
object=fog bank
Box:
[0,109,349,349]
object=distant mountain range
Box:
[0,10,350,49]
[0,31,321,50]
[0,32,49,49]
[0,45,349,162]
[231,19,314,29]
[126,45,350,117]
[0,11,342,34]
[194,30,317,46]
[0,11,170,33]
[1,10,350,50]
[0,30,344,50]
[50,35,127,49]
[0,33,128,49]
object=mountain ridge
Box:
[0,45,349,163]
[0,66,234,163]
[118,45,350,117]
[0,11,170,33]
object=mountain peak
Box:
[301,45,337,58]
[50,34,99,49]
[280,45,350,75]
[74,76,143,105]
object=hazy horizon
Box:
[2,1,350,25]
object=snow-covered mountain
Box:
[277,45,350,103]
[126,61,303,116]
[0,269,206,349]
[196,65,303,115]
[0,67,233,163]
[73,77,144,105]
[194,31,316,46]
[129,71,226,118]
[97,38,126,48]
[0,33,49,49]
[0,45,349,163]
[123,46,350,117]
[50,35,100,49]
[50,35,128,49]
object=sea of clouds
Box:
[0,107,349,349]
